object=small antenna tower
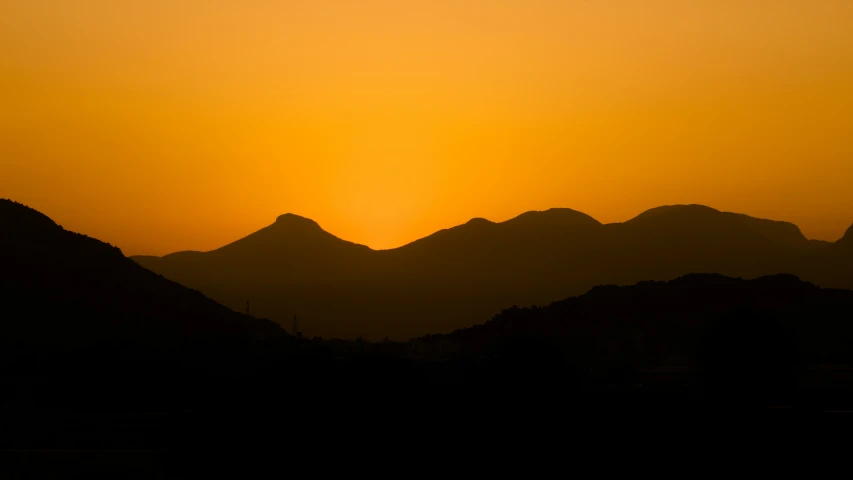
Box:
[292,314,299,337]
[245,300,251,316]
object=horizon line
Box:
[123,202,850,258]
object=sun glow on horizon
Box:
[2,0,853,256]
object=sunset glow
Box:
[3,0,852,255]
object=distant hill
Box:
[411,274,853,398]
[134,204,853,340]
[0,199,283,353]
[419,273,853,365]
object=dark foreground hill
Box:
[413,274,853,397]
[135,204,853,340]
[0,199,284,352]
[0,199,292,416]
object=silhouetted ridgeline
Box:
[0,199,284,352]
[413,274,853,392]
[0,199,291,416]
[840,223,853,247]
[134,204,853,339]
[5,199,853,472]
[4,198,853,406]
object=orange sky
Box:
[2,0,853,256]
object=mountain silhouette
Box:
[133,204,853,340]
[839,223,853,247]
[6,199,853,461]
[412,273,853,400]
[0,199,283,354]
[623,204,810,247]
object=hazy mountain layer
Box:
[131,204,853,340]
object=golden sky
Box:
[2,0,853,256]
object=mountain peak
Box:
[626,204,809,246]
[207,211,364,256]
[275,213,322,229]
[504,208,602,228]
[840,223,853,246]
[629,204,720,222]
[465,217,494,226]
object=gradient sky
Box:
[2,1,852,256]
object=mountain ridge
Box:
[412,273,853,390]
[145,204,815,255]
[0,199,284,351]
[131,203,853,340]
[840,223,853,246]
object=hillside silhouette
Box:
[0,199,283,352]
[134,204,853,339]
[415,274,853,395]
[839,223,853,247]
[0,199,292,418]
[6,197,853,405]
[408,274,853,409]
[6,200,853,474]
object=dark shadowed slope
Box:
[0,199,283,353]
[133,204,853,340]
[839,224,853,248]
[794,221,853,289]
[413,274,853,397]
[422,273,851,361]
